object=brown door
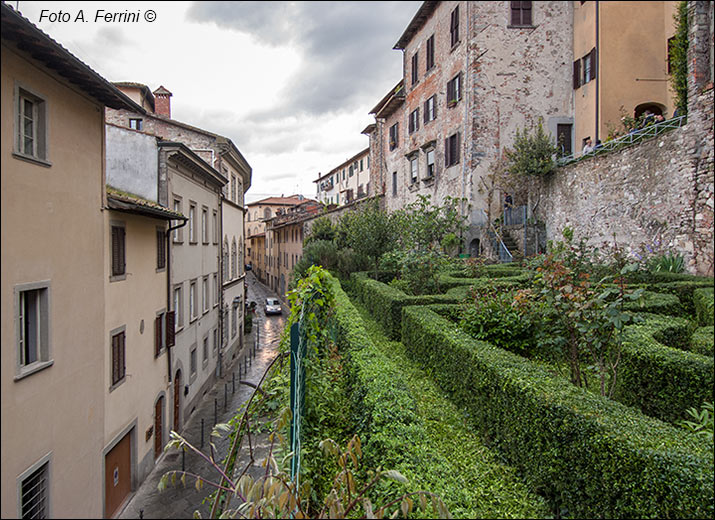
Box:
[154,396,164,459]
[173,370,182,432]
[105,432,132,518]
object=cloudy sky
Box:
[17,1,420,202]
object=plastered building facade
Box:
[314,147,371,207]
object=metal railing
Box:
[472,208,513,263]
[557,115,687,166]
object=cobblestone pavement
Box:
[118,272,286,519]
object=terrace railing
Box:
[557,115,687,167]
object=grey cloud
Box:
[187,1,420,119]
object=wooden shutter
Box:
[155,315,162,356]
[112,334,119,383]
[456,132,461,165]
[424,100,428,123]
[165,311,175,347]
[511,1,520,25]
[444,137,450,166]
[523,1,532,25]
[112,226,126,276]
[573,59,581,89]
[589,47,597,80]
[120,332,125,379]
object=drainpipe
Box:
[218,190,224,378]
[595,0,600,142]
[166,218,188,383]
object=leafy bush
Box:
[681,402,714,441]
[690,326,714,357]
[647,251,685,273]
[401,304,714,519]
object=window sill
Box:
[421,175,435,186]
[450,41,461,53]
[156,266,166,273]
[14,359,54,381]
[507,24,536,30]
[202,308,209,316]
[447,100,460,109]
[189,241,198,246]
[110,274,127,283]
[109,376,126,393]
[12,152,52,168]
[173,239,184,245]
[407,182,419,192]
[190,316,198,324]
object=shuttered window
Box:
[573,59,581,89]
[409,108,420,134]
[155,314,163,357]
[510,1,532,26]
[447,73,462,105]
[156,229,166,269]
[111,225,126,276]
[411,52,419,85]
[450,6,460,47]
[424,95,436,123]
[166,311,175,347]
[445,132,461,167]
[389,123,399,150]
[111,331,126,385]
[426,34,435,70]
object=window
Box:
[510,1,532,26]
[360,158,364,171]
[389,123,399,151]
[445,132,461,167]
[174,285,183,329]
[213,273,219,306]
[16,283,50,377]
[213,328,218,357]
[450,6,460,47]
[111,224,126,278]
[231,240,237,279]
[392,171,398,196]
[15,87,48,162]
[447,73,462,106]
[129,118,143,130]
[111,329,126,386]
[411,51,419,85]
[231,174,237,203]
[189,203,197,243]
[409,108,420,134]
[202,276,209,313]
[349,165,354,177]
[223,239,229,281]
[190,346,197,376]
[264,208,271,219]
[424,95,436,123]
[173,198,183,242]
[557,124,573,157]
[202,207,208,244]
[156,228,166,270]
[223,309,229,346]
[426,148,436,177]
[232,302,238,338]
[203,336,209,365]
[426,34,435,71]
[212,210,218,244]
[190,280,197,320]
[574,48,597,88]
[409,155,418,184]
[20,460,49,519]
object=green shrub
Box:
[645,280,714,316]
[614,314,714,424]
[439,271,530,291]
[350,272,462,339]
[621,290,684,316]
[690,326,715,357]
[327,276,549,518]
[694,287,715,326]
[401,305,714,518]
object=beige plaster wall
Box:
[1,45,105,518]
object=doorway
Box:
[173,370,182,432]
[104,432,132,518]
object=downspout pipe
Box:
[166,218,188,383]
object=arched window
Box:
[231,239,237,279]
[264,208,272,219]
[223,238,229,281]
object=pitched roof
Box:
[106,186,186,220]
[1,3,144,112]
[394,1,440,50]
[247,196,306,207]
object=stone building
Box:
[1,4,145,517]
[245,195,307,287]
[314,147,371,206]
[367,1,574,248]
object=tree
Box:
[669,1,688,117]
[394,194,468,254]
[304,216,336,246]
[345,199,397,276]
[504,119,558,218]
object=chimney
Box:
[153,85,173,118]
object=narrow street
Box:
[118,272,287,519]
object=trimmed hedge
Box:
[645,280,714,316]
[439,271,530,291]
[690,326,715,357]
[694,287,715,326]
[621,290,684,316]
[616,314,713,423]
[350,272,463,339]
[327,275,550,518]
[401,304,714,518]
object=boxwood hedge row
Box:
[693,287,714,326]
[326,275,550,519]
[615,313,713,423]
[690,326,714,357]
[645,280,714,316]
[400,304,714,519]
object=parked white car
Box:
[264,298,282,315]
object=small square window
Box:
[426,149,436,177]
[409,155,418,184]
[129,118,143,130]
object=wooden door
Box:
[173,370,181,432]
[105,432,131,518]
[154,396,164,459]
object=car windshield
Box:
[267,299,279,305]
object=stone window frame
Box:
[173,195,184,243]
[14,280,53,381]
[13,82,51,167]
[508,1,535,29]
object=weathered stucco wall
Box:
[106,124,159,201]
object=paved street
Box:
[118,272,287,519]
